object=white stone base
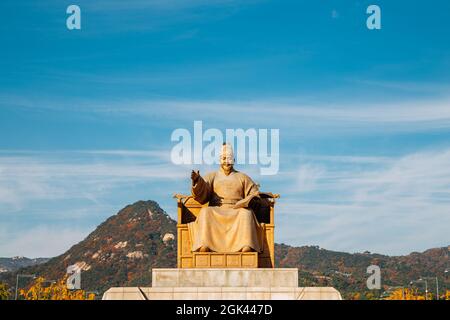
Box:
[102,286,342,300]
[102,268,342,300]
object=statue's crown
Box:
[221,143,234,158]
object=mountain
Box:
[0,200,177,295]
[0,257,49,273]
[1,200,448,299]
[275,244,449,298]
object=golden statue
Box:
[175,143,278,268]
[188,143,262,253]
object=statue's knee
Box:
[198,208,212,219]
[239,208,253,218]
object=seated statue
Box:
[188,143,263,253]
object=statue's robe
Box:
[188,168,263,253]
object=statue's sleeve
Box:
[244,175,259,197]
[233,174,260,209]
[191,173,213,204]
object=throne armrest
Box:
[174,193,205,224]
[173,193,193,203]
[258,192,280,199]
[252,192,278,225]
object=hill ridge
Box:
[1,199,448,299]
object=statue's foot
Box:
[241,246,252,252]
[199,246,210,252]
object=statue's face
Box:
[220,154,234,174]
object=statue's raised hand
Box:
[191,170,200,184]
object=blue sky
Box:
[0,0,449,257]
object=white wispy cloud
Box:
[82,0,249,12]
[297,164,325,193]
[350,79,450,94]
[1,148,449,256]
[3,94,450,133]
[0,150,184,212]
[275,149,450,255]
[23,0,261,35]
[0,225,91,258]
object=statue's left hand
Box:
[191,170,200,184]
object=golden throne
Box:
[174,192,279,268]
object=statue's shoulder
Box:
[233,170,253,181]
[203,171,217,182]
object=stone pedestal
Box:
[102,268,342,300]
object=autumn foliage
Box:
[19,276,95,300]
[385,288,450,300]
[0,282,10,300]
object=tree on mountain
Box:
[350,292,361,300]
[385,288,427,300]
[19,276,95,300]
[0,282,10,300]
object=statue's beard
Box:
[221,163,233,175]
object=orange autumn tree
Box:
[19,276,95,300]
[385,288,427,300]
[0,282,10,300]
[387,288,450,300]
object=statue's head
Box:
[220,143,234,175]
